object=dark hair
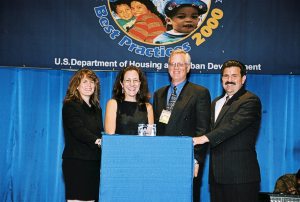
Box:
[128,0,166,25]
[221,60,247,77]
[113,65,150,103]
[110,0,130,13]
[64,68,100,108]
[164,0,208,18]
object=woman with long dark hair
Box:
[105,65,154,135]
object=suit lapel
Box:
[211,99,218,128]
[166,83,192,130]
[214,104,230,127]
[157,86,169,113]
[213,88,247,128]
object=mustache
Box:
[225,81,236,85]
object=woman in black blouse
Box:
[62,68,103,201]
[104,65,154,135]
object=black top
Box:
[115,100,148,135]
[62,100,103,161]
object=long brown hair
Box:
[113,65,150,104]
[64,68,100,108]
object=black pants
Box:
[193,175,201,202]
[210,179,260,202]
[193,163,205,202]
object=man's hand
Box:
[193,135,209,145]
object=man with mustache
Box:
[193,60,262,202]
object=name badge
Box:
[159,109,171,124]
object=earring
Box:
[122,88,124,94]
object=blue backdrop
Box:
[0,0,299,74]
[0,67,299,201]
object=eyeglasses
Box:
[123,79,140,85]
[168,62,188,68]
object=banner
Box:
[0,0,299,74]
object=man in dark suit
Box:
[153,49,211,202]
[193,60,262,202]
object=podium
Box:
[99,135,194,202]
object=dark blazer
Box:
[153,81,211,164]
[207,88,261,184]
[62,100,103,161]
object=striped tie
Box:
[222,95,230,108]
[167,86,177,111]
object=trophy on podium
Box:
[138,124,156,136]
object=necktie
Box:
[215,95,230,122]
[167,86,177,111]
[223,95,230,107]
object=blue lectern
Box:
[99,134,194,202]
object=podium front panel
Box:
[100,135,194,202]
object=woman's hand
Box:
[95,138,101,148]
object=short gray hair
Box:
[168,49,191,64]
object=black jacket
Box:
[207,88,262,184]
[62,100,103,161]
[153,81,211,164]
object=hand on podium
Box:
[193,135,209,145]
[95,138,101,148]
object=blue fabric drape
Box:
[0,67,299,202]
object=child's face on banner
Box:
[116,4,133,20]
[130,1,149,17]
[167,7,200,33]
